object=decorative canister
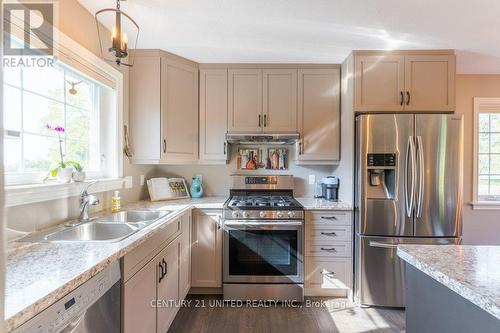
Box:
[190,176,204,198]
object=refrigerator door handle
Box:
[416,135,425,217]
[405,136,416,217]
[369,241,398,249]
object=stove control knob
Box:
[288,211,295,218]
[277,211,284,218]
[259,211,266,218]
[232,211,240,218]
[242,211,249,218]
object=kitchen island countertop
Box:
[397,245,500,321]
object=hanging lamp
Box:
[95,0,139,67]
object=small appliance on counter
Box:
[321,176,339,201]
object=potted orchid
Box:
[46,124,73,183]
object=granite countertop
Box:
[6,195,350,331]
[296,197,352,211]
[397,245,500,321]
[5,197,226,332]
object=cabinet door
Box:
[404,55,455,111]
[179,213,192,299]
[199,69,228,161]
[129,56,161,161]
[354,55,405,111]
[191,210,222,287]
[305,257,352,290]
[123,258,157,333]
[161,58,199,162]
[297,68,340,161]
[263,69,297,132]
[156,239,180,333]
[228,69,262,132]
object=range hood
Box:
[226,133,300,145]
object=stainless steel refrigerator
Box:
[354,113,463,307]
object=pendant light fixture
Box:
[95,0,139,67]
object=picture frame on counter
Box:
[147,177,191,201]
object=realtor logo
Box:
[3,2,54,56]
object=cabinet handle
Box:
[264,114,267,127]
[163,139,166,153]
[400,91,404,106]
[298,141,303,155]
[258,115,262,127]
[158,262,164,283]
[162,258,167,275]
[223,142,226,155]
[320,216,337,220]
[406,91,410,105]
[321,247,337,252]
[320,270,335,278]
[320,232,337,236]
[217,216,222,230]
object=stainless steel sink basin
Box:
[45,222,139,242]
[18,210,172,243]
[96,210,170,224]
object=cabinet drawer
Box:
[305,242,352,257]
[308,211,351,226]
[123,216,182,282]
[305,257,352,290]
[306,226,351,242]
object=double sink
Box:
[19,210,172,243]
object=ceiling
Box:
[80,0,500,74]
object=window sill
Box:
[470,201,500,210]
[5,177,132,207]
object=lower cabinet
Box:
[191,209,223,288]
[122,210,192,333]
[179,213,191,299]
[304,210,353,297]
[123,257,157,333]
[156,239,179,333]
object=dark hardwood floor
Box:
[168,295,405,333]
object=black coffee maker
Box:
[321,176,339,201]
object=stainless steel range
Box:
[223,175,304,302]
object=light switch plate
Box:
[308,174,316,185]
[140,175,145,186]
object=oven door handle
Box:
[223,221,303,226]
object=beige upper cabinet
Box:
[129,56,162,161]
[297,68,341,162]
[263,69,298,132]
[354,55,405,111]
[228,69,263,132]
[404,55,455,111]
[129,50,198,164]
[161,58,199,163]
[191,209,222,288]
[353,52,455,112]
[199,69,228,162]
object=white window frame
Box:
[4,27,126,207]
[472,97,500,210]
[4,64,102,185]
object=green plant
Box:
[49,161,83,177]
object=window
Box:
[473,97,500,206]
[3,60,103,185]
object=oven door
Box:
[223,221,304,284]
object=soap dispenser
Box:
[111,190,121,212]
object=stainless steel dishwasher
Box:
[13,261,121,333]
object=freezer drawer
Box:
[355,235,459,307]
